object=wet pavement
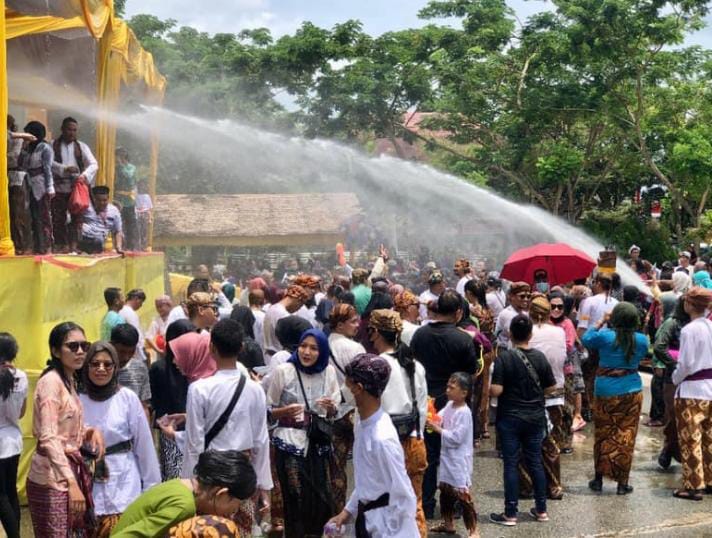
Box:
[6,374,712,538]
[431,373,712,538]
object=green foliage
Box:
[580,202,676,263]
[125,0,712,250]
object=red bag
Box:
[68,179,90,215]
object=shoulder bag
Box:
[205,374,247,449]
[389,362,421,441]
[293,364,333,446]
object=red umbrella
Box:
[501,243,597,286]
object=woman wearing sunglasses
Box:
[79,342,161,537]
[27,322,105,537]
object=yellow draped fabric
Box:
[0,0,11,256]
[0,0,166,254]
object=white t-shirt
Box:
[530,324,567,406]
[0,368,27,458]
[437,401,473,489]
[577,293,618,330]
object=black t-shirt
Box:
[410,322,480,409]
[492,347,556,426]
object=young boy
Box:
[327,353,419,537]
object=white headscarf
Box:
[672,271,691,295]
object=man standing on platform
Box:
[51,117,98,253]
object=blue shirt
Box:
[82,202,122,242]
[101,311,125,341]
[582,327,649,397]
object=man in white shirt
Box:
[294,274,322,327]
[120,289,147,360]
[675,251,693,276]
[671,287,712,499]
[368,309,428,537]
[486,274,507,320]
[262,284,309,356]
[419,269,446,322]
[182,319,272,511]
[327,354,419,538]
[249,289,267,353]
[394,290,421,346]
[145,295,172,358]
[495,282,531,348]
[51,117,98,252]
[454,259,474,297]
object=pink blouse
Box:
[557,317,577,354]
[28,370,85,491]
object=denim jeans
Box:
[497,415,547,518]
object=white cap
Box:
[629,244,640,254]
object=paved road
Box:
[434,373,712,538]
[7,375,712,538]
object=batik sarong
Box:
[519,404,566,499]
[438,483,478,534]
[92,514,120,538]
[27,480,86,538]
[402,437,427,538]
[593,391,642,483]
[169,515,239,537]
[675,397,712,491]
[275,447,334,538]
[159,431,184,481]
[662,382,680,462]
[330,412,354,513]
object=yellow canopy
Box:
[0,0,166,255]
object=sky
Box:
[124,0,711,47]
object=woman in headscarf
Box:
[653,297,690,470]
[149,320,194,480]
[79,342,160,538]
[19,121,54,254]
[230,305,265,372]
[582,303,649,495]
[267,329,340,537]
[693,270,712,290]
[169,332,217,383]
[260,315,312,535]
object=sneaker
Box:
[489,513,517,526]
[529,508,550,522]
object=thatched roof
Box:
[153,193,362,247]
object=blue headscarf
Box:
[693,270,712,290]
[287,328,330,374]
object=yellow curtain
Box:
[5,10,86,39]
[1,1,167,254]
[0,0,12,256]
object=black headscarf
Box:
[276,316,312,353]
[230,306,256,339]
[24,121,46,152]
[81,342,120,402]
[150,319,194,418]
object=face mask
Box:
[535,282,549,293]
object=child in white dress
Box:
[427,372,478,537]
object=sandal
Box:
[429,524,456,534]
[672,489,703,501]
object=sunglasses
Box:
[88,360,115,371]
[200,304,219,314]
[65,341,90,353]
[516,293,531,299]
[551,304,565,311]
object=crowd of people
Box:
[7,115,153,256]
[0,244,711,538]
